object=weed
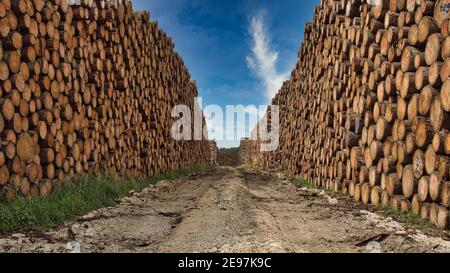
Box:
[0,164,216,233]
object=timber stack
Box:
[209,140,218,165]
[239,138,252,164]
[0,0,211,200]
[217,148,240,167]
[241,0,450,229]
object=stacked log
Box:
[241,0,450,229]
[217,148,240,167]
[0,0,210,200]
[239,138,252,164]
[209,140,218,165]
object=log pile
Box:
[0,0,211,200]
[241,0,450,229]
[209,140,218,165]
[217,148,240,167]
[239,138,252,164]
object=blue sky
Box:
[133,0,320,148]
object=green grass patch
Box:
[237,164,252,171]
[282,170,433,230]
[291,177,318,190]
[384,206,430,231]
[329,190,348,198]
[283,171,294,179]
[0,164,216,233]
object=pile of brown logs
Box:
[241,0,450,229]
[217,149,240,167]
[0,0,211,200]
[209,140,218,165]
[239,138,252,164]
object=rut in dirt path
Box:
[1,167,449,253]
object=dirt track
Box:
[1,167,449,253]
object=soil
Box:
[1,167,449,253]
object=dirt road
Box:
[1,167,449,253]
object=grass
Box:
[291,177,318,190]
[384,206,431,231]
[237,164,252,171]
[287,175,430,230]
[226,166,437,231]
[0,164,216,233]
[283,171,294,179]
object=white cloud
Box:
[247,10,290,100]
